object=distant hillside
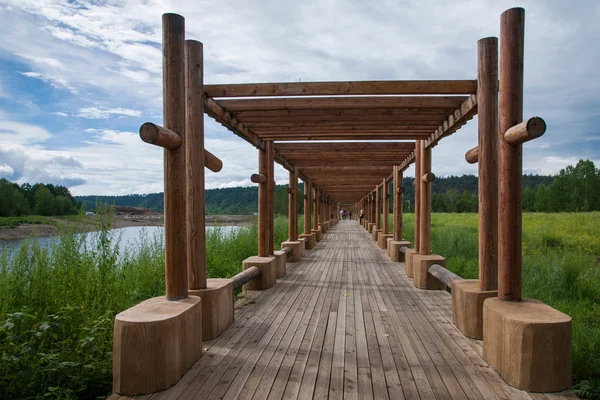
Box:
[76,174,556,215]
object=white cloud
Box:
[20,71,77,93]
[0,119,52,145]
[77,107,141,119]
[0,163,14,176]
[52,111,68,117]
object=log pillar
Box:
[382,178,389,234]
[258,144,270,257]
[267,141,274,255]
[419,140,432,255]
[482,8,571,392]
[414,141,421,253]
[299,179,315,249]
[453,37,499,339]
[389,166,411,262]
[375,185,380,228]
[288,168,298,241]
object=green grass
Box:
[1,212,599,398]
[392,212,600,396]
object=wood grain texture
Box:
[477,37,499,292]
[185,40,206,290]
[162,13,187,300]
[258,146,269,257]
[288,168,298,241]
[205,80,477,97]
[498,7,525,301]
[414,142,421,252]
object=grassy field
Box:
[0,212,598,398]
[396,212,600,397]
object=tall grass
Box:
[396,212,600,393]
[0,216,289,399]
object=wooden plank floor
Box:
[112,220,576,400]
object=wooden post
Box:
[314,186,320,229]
[419,140,432,254]
[393,165,403,241]
[375,185,380,228]
[304,179,312,234]
[267,140,275,255]
[288,168,298,241]
[382,178,389,233]
[478,37,499,291]
[162,14,187,300]
[414,140,421,252]
[258,145,269,257]
[499,7,525,301]
[185,40,206,291]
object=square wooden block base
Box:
[312,229,323,242]
[298,238,307,257]
[413,254,445,290]
[389,240,411,262]
[371,228,382,241]
[451,279,497,339]
[113,296,203,395]
[319,223,328,234]
[483,297,572,392]
[273,250,287,279]
[189,279,234,341]
[242,256,276,290]
[378,233,393,249]
[299,233,315,249]
[367,223,375,233]
[404,249,418,278]
[281,241,302,262]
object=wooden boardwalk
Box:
[113,221,575,400]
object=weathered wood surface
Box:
[111,221,574,400]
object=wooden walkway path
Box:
[113,221,575,400]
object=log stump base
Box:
[299,233,315,249]
[451,279,497,339]
[113,296,203,395]
[413,254,445,290]
[189,279,234,341]
[311,229,323,242]
[371,228,382,241]
[242,256,276,290]
[378,233,393,249]
[404,249,418,278]
[281,241,302,262]
[483,298,572,392]
[389,240,411,262]
[367,223,375,233]
[273,250,287,279]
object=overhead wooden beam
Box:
[425,94,479,148]
[205,96,263,149]
[219,96,468,111]
[234,108,454,118]
[205,80,477,97]
[277,143,414,153]
[260,134,435,141]
[239,114,448,123]
[248,122,442,129]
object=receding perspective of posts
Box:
[110,7,574,399]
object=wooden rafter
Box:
[205,80,477,97]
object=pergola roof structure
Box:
[203,80,479,203]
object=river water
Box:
[0,225,242,257]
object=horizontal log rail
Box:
[250,173,267,184]
[139,122,223,172]
[464,117,546,164]
[232,266,261,290]
[421,172,435,182]
[428,263,463,287]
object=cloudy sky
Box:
[0,0,598,196]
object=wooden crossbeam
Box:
[425,94,478,148]
[239,114,448,123]
[205,80,477,97]
[276,142,415,152]
[219,96,468,111]
[246,121,442,129]
[260,134,433,141]
[234,108,454,118]
[253,125,439,132]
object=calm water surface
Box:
[0,225,242,257]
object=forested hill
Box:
[76,174,556,215]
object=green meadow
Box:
[1,213,599,398]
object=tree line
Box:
[0,179,80,217]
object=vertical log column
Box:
[258,144,270,257]
[288,168,298,241]
[304,180,312,234]
[185,40,206,291]
[499,8,524,301]
[314,186,320,229]
[419,141,432,255]
[414,143,421,252]
[267,141,275,255]
[393,166,403,241]
[163,14,187,300]
[375,186,381,228]
[479,37,499,291]
[382,179,389,233]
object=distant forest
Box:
[0,179,80,217]
[74,160,600,215]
